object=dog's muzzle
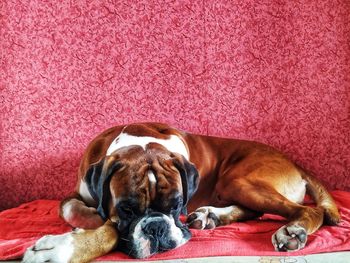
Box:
[119,212,191,258]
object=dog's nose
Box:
[141,213,169,238]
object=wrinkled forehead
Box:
[109,153,183,212]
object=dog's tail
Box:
[298,166,341,225]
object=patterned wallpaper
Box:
[1,0,349,210]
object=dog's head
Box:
[85,144,199,258]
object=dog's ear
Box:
[85,156,122,220]
[173,156,200,215]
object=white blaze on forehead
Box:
[106,132,189,159]
[147,170,157,184]
[147,170,157,199]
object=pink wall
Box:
[1,0,349,210]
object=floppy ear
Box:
[85,157,122,221]
[173,157,200,215]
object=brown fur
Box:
[61,122,340,261]
[70,221,118,263]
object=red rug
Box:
[1,191,350,261]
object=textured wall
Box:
[1,0,349,210]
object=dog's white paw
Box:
[186,206,221,229]
[22,232,74,263]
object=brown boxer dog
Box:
[23,123,340,263]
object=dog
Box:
[23,122,340,263]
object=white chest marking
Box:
[106,132,189,159]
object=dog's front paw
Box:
[22,232,74,263]
[186,207,220,229]
[272,224,307,252]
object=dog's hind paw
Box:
[272,224,307,252]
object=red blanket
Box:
[1,191,350,261]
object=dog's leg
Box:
[60,193,104,229]
[186,205,261,229]
[22,220,118,263]
[271,205,324,252]
[224,179,324,252]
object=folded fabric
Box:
[1,191,350,261]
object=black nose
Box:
[141,213,169,238]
